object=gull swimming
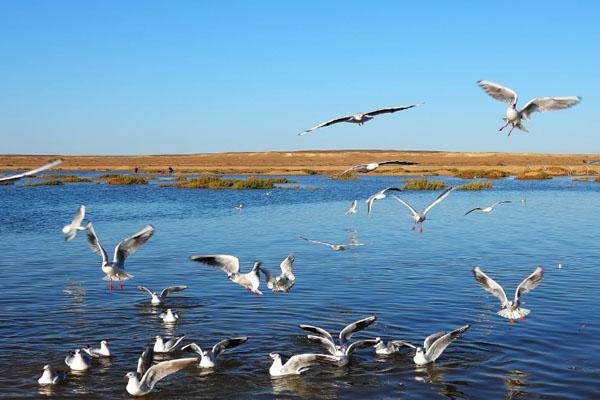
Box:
[62,205,87,241]
[268,353,338,377]
[345,200,358,215]
[365,187,402,216]
[182,337,248,368]
[38,365,68,385]
[464,200,511,216]
[300,316,378,366]
[477,80,581,136]
[374,339,411,356]
[472,266,544,323]
[341,160,416,175]
[299,236,364,251]
[65,349,91,371]
[125,357,197,397]
[154,335,186,354]
[0,159,62,183]
[160,309,179,324]
[85,223,155,291]
[299,104,422,135]
[82,340,111,358]
[258,254,296,293]
[391,186,456,232]
[396,324,470,366]
[189,255,263,295]
[137,285,188,306]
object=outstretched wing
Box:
[140,358,197,390]
[189,255,241,274]
[113,225,155,266]
[279,254,295,279]
[64,205,86,241]
[212,337,248,357]
[377,160,417,166]
[137,346,154,377]
[137,286,153,296]
[425,325,470,362]
[514,267,544,304]
[464,207,483,216]
[520,96,581,120]
[363,104,421,117]
[160,285,188,298]
[286,354,338,371]
[477,80,518,105]
[181,342,203,355]
[306,335,337,355]
[346,339,380,355]
[391,195,419,217]
[299,324,335,345]
[472,267,509,306]
[340,316,377,344]
[299,237,334,247]
[85,223,108,265]
[422,186,456,215]
[0,159,63,183]
[299,115,353,135]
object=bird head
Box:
[268,353,280,361]
[43,365,51,371]
[101,340,109,346]
[125,371,136,380]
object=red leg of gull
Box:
[509,319,515,324]
[411,223,416,231]
[118,276,124,290]
[419,223,423,233]
[519,317,526,321]
[108,278,113,291]
[507,126,515,136]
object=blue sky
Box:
[1,1,598,155]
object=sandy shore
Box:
[1,150,599,176]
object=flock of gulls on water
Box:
[0,80,582,396]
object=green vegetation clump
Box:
[515,170,552,180]
[458,181,494,190]
[37,174,91,183]
[403,178,447,190]
[25,179,64,187]
[454,169,509,179]
[97,174,148,185]
[165,176,289,189]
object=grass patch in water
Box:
[302,169,320,175]
[574,177,590,182]
[330,171,357,180]
[515,170,552,180]
[454,169,509,179]
[24,179,64,187]
[458,181,494,190]
[97,174,148,185]
[163,176,289,189]
[403,178,447,190]
[37,174,91,183]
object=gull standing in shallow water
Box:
[299,236,364,251]
[268,353,338,377]
[182,337,248,368]
[345,200,358,215]
[62,205,87,241]
[464,200,511,216]
[472,267,544,323]
[82,340,111,358]
[125,357,197,396]
[477,80,581,136]
[394,325,470,366]
[137,285,188,306]
[0,159,62,183]
[298,104,422,135]
[189,255,263,295]
[391,186,456,233]
[365,187,403,216]
[259,254,296,293]
[85,223,155,291]
[38,365,68,385]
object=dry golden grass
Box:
[515,170,553,180]
[24,179,64,187]
[37,174,91,183]
[403,178,447,190]
[162,176,289,189]
[453,169,509,179]
[459,181,494,190]
[97,174,148,185]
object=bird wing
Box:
[140,358,197,390]
[189,255,241,274]
[164,335,186,351]
[341,165,363,175]
[472,267,509,306]
[422,186,456,215]
[425,325,470,362]
[181,342,203,355]
[160,285,188,298]
[286,354,338,371]
[306,335,337,355]
[137,286,154,296]
[390,340,417,349]
[68,204,86,229]
[113,225,155,266]
[477,80,518,105]
[279,254,295,279]
[339,316,377,344]
[258,266,274,285]
[391,196,419,217]
[346,339,380,355]
[520,96,581,120]
[366,187,402,215]
[298,115,353,135]
[137,346,154,376]
[423,332,447,353]
[377,160,417,166]
[363,104,421,117]
[0,159,63,183]
[299,237,334,247]
[345,200,358,214]
[85,223,108,265]
[464,207,483,216]
[514,267,544,304]
[211,337,248,358]
[299,324,335,345]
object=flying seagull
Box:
[182,337,248,368]
[391,186,456,232]
[365,187,403,216]
[258,254,296,293]
[125,357,197,396]
[341,160,417,175]
[137,285,188,306]
[345,200,358,215]
[472,266,544,323]
[299,236,364,251]
[395,325,470,366]
[64,349,91,371]
[62,205,87,242]
[82,340,111,358]
[154,335,186,354]
[85,223,155,291]
[300,316,378,366]
[268,353,338,377]
[38,365,68,385]
[299,104,422,135]
[477,80,581,136]
[464,200,511,216]
[189,255,263,295]
[0,159,62,183]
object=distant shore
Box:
[1,150,599,176]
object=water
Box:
[1,174,599,399]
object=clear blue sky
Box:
[1,1,598,155]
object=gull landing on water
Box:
[395,325,470,366]
[392,186,456,233]
[299,236,364,251]
[298,104,423,135]
[472,267,544,323]
[464,201,511,216]
[137,285,188,306]
[62,205,87,241]
[477,80,581,136]
[182,337,248,368]
[268,353,338,377]
[259,254,296,293]
[365,187,403,216]
[345,200,358,215]
[125,357,197,397]
[189,255,263,295]
[0,159,62,184]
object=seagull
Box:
[374,339,410,356]
[298,104,422,136]
[345,200,358,215]
[391,186,456,232]
[464,200,511,216]
[82,340,111,358]
[125,357,197,397]
[234,204,244,211]
[472,267,544,323]
[300,316,378,366]
[137,285,188,306]
[258,254,296,293]
[299,236,364,251]
[154,335,186,354]
[136,346,154,379]
[62,205,87,241]
[38,365,68,385]
[396,325,470,366]
[189,255,263,295]
[268,353,338,377]
[159,309,179,324]
[365,187,403,216]
[477,80,581,136]
[341,160,417,175]
[85,223,155,291]
[0,159,62,183]
[64,349,91,371]
[182,337,248,368]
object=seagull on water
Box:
[258,254,296,293]
[189,255,263,295]
[341,160,416,175]
[464,200,511,216]
[391,186,456,232]
[125,357,197,397]
[394,324,470,366]
[345,200,358,215]
[137,285,188,306]
[159,309,179,324]
[65,349,91,371]
[472,266,544,323]
[299,236,364,251]
[0,159,62,183]
[365,187,403,216]
[374,339,411,356]
[182,337,248,368]
[62,205,87,241]
[268,353,338,377]
[82,340,111,358]
[299,104,422,135]
[85,223,155,291]
[154,335,186,354]
[300,316,379,366]
[477,80,581,136]
[38,365,68,385]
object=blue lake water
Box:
[0,174,599,399]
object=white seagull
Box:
[154,335,186,354]
[189,255,263,295]
[182,337,248,368]
[62,205,87,241]
[82,340,111,358]
[258,254,296,293]
[64,349,91,371]
[391,186,456,232]
[85,223,155,291]
[125,357,197,397]
[300,316,378,366]
[38,365,68,385]
[268,353,338,377]
[345,200,358,215]
[477,80,581,136]
[472,266,544,323]
[299,104,422,136]
[365,187,403,216]
[464,200,511,216]
[341,160,416,175]
[374,339,411,356]
[159,309,179,324]
[397,324,470,366]
[0,159,62,183]
[137,285,188,306]
[299,236,364,251]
